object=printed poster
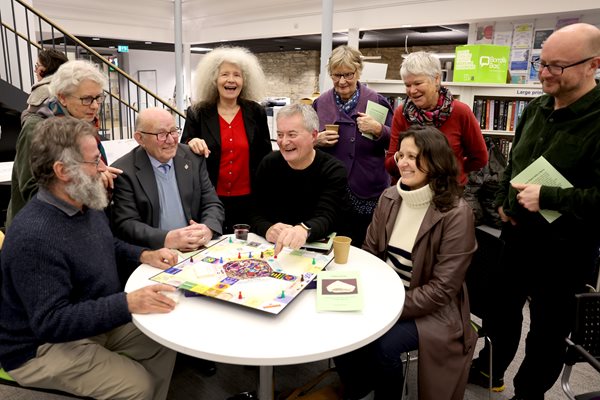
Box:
[556,17,580,30]
[512,23,534,49]
[475,24,495,44]
[533,29,553,49]
[493,30,513,46]
[511,49,530,71]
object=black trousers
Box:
[475,223,598,399]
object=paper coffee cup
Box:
[332,236,352,264]
[325,124,339,133]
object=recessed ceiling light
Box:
[92,37,100,41]
[191,47,212,52]
[108,46,115,49]
[295,47,301,50]
[145,41,152,44]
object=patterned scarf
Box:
[334,85,361,114]
[402,86,453,128]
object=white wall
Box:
[125,49,177,106]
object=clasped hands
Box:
[266,222,308,256]
[165,220,213,251]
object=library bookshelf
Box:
[363,80,544,139]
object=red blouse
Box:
[216,110,251,197]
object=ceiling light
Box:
[191,47,212,52]
[402,52,455,59]
[294,47,301,50]
[145,41,152,45]
[108,46,115,49]
[92,37,100,41]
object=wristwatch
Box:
[299,222,312,240]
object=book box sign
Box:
[453,45,510,83]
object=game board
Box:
[150,236,334,314]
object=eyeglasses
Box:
[139,128,181,142]
[71,94,106,106]
[78,156,103,168]
[530,57,595,76]
[331,72,355,82]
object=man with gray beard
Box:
[0,117,180,400]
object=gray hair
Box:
[30,117,97,188]
[48,60,107,97]
[400,51,442,81]
[275,103,319,133]
[193,46,266,105]
[327,45,363,76]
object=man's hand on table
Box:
[127,284,177,314]
[140,248,178,270]
[273,225,308,256]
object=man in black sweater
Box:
[251,103,350,255]
[0,117,179,400]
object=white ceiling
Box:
[31,0,600,45]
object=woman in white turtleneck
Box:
[334,126,477,400]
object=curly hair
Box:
[399,125,462,211]
[192,46,266,107]
[30,117,97,188]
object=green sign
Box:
[118,45,129,53]
[453,45,510,83]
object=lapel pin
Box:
[185,164,189,170]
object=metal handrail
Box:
[0,0,185,141]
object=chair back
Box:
[565,292,600,367]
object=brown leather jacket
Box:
[363,186,477,400]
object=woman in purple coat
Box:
[313,45,393,246]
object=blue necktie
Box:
[158,164,170,174]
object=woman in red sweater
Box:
[385,51,488,186]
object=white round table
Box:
[125,235,404,400]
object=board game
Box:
[150,237,334,314]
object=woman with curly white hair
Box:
[182,46,272,233]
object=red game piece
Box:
[238,252,241,259]
[238,291,242,299]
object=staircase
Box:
[0,0,185,145]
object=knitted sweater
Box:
[251,149,350,241]
[386,181,433,287]
[0,194,143,371]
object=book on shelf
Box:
[472,98,532,132]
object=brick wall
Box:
[256,45,457,103]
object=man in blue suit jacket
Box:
[111,107,224,252]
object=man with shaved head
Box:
[111,107,224,253]
[469,23,600,399]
